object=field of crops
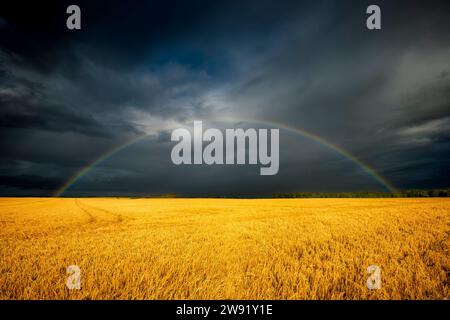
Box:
[0,198,449,300]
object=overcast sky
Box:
[0,0,449,196]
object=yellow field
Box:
[0,198,449,300]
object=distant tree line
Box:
[273,189,450,198]
[136,189,450,198]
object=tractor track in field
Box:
[0,200,127,242]
[74,199,125,225]
[74,199,97,224]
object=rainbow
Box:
[54,118,396,196]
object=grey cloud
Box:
[0,0,449,195]
[0,75,108,136]
[0,174,63,190]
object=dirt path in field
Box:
[74,199,125,225]
[74,199,97,224]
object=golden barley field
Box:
[0,197,449,300]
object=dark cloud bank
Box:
[0,0,449,196]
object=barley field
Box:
[0,197,449,300]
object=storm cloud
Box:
[0,0,449,196]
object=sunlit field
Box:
[0,198,449,300]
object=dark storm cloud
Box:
[0,84,106,136]
[213,0,450,190]
[0,174,63,190]
[0,0,449,195]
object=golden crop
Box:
[0,198,449,300]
